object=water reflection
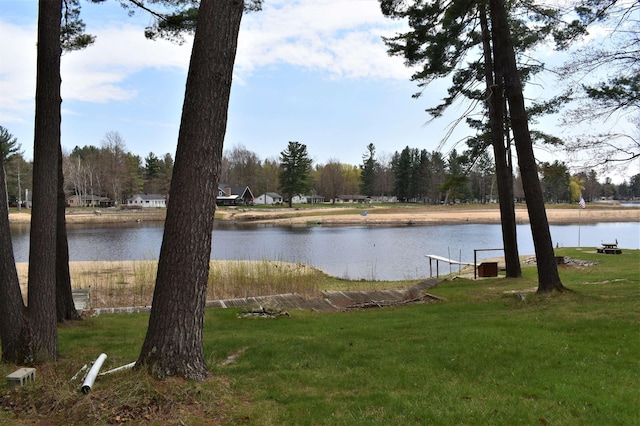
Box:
[10,221,640,281]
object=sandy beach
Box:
[8,204,640,226]
[217,204,640,226]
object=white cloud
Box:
[0,1,410,122]
[0,19,192,118]
[0,21,36,123]
[60,24,192,103]
[236,0,411,80]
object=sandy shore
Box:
[8,204,640,226]
[218,205,640,226]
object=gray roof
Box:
[129,194,165,201]
[218,184,254,199]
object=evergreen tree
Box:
[279,141,313,207]
[0,153,29,362]
[0,126,21,161]
[441,149,468,204]
[360,143,378,196]
[137,0,249,380]
[490,0,565,291]
[391,146,412,202]
[541,161,570,203]
[0,126,22,206]
[27,0,63,362]
[378,0,578,284]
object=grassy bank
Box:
[1,248,638,425]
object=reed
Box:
[15,259,416,309]
[62,259,330,308]
[207,260,325,300]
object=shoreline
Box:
[8,205,639,226]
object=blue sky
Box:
[0,0,637,182]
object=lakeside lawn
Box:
[1,247,638,425]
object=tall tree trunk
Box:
[490,0,565,292]
[28,0,62,361]
[480,4,521,278]
[137,0,245,380]
[57,143,81,322]
[0,158,31,363]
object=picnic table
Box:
[597,241,622,254]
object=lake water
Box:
[10,222,639,281]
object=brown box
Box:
[478,262,498,277]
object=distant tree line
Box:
[2,130,639,208]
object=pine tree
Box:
[279,141,313,207]
[379,0,574,287]
[137,0,247,380]
[360,143,378,196]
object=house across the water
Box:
[291,194,326,204]
[67,194,115,208]
[255,192,284,205]
[216,184,254,206]
[126,194,167,208]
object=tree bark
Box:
[489,0,565,292]
[57,143,81,322]
[137,0,245,380]
[28,0,63,361]
[480,4,521,278]
[0,158,31,363]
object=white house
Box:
[335,194,370,204]
[255,192,283,205]
[291,194,326,204]
[126,193,166,208]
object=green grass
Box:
[1,248,638,425]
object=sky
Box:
[0,0,637,182]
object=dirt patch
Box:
[523,256,598,267]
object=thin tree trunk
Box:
[480,4,521,278]
[490,0,565,292]
[28,0,62,361]
[137,0,245,380]
[57,143,81,322]
[0,158,31,363]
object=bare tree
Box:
[374,152,394,201]
[317,159,344,204]
[101,131,129,205]
[224,144,261,189]
[56,143,81,322]
[341,164,361,196]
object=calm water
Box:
[10,222,640,280]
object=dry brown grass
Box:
[15,260,326,309]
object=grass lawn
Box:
[1,247,638,425]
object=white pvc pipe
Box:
[81,353,107,394]
[70,364,88,382]
[99,362,136,376]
